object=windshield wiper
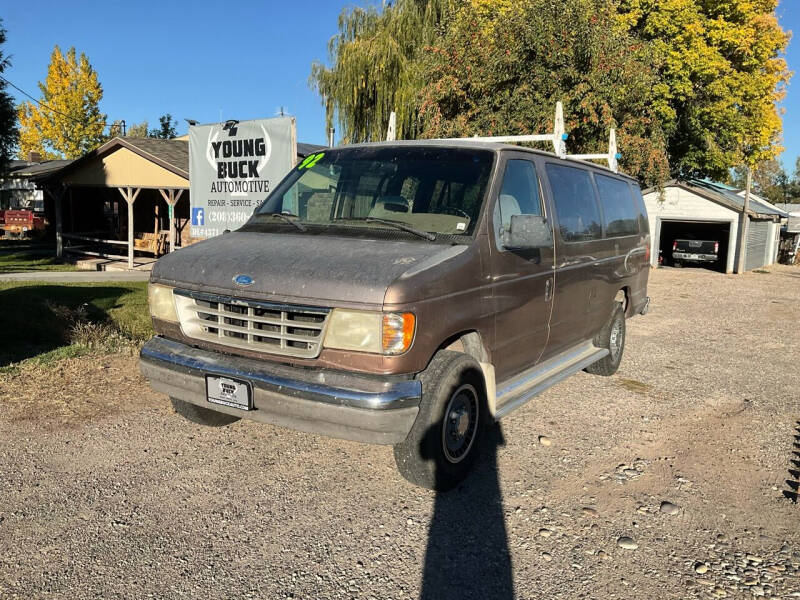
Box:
[336,217,436,241]
[260,212,307,232]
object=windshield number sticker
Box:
[298,152,325,170]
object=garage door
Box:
[745,220,769,271]
[657,220,731,272]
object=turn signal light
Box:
[382,312,416,355]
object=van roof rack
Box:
[568,129,620,173]
[385,102,622,173]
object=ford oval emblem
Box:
[233,274,254,287]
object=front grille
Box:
[174,291,330,358]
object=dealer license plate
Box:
[205,375,253,410]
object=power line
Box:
[0,73,110,130]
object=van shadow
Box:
[782,420,800,503]
[420,423,514,600]
[0,284,131,366]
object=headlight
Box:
[323,309,415,355]
[148,283,178,323]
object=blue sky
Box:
[3,0,799,174]
[777,0,799,174]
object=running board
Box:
[494,341,608,420]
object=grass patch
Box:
[0,281,151,368]
[0,243,77,273]
[0,345,91,377]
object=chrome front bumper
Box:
[139,336,421,444]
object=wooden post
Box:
[736,167,752,274]
[159,188,184,252]
[154,196,160,235]
[45,186,66,258]
[69,187,75,234]
[55,190,63,258]
[119,187,141,269]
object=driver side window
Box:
[494,159,543,239]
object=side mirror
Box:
[503,214,552,250]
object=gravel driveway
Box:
[1,266,798,599]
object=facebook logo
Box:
[192,207,205,226]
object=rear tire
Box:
[170,397,241,427]
[585,303,626,376]
[393,351,486,491]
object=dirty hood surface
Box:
[151,231,453,307]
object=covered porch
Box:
[42,137,193,269]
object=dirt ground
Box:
[1,265,798,599]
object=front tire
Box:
[170,397,241,427]
[393,351,486,491]
[585,303,626,376]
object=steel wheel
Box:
[441,383,479,464]
[585,303,626,377]
[393,351,486,491]
[609,319,624,361]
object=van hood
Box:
[151,231,464,307]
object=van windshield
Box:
[252,146,495,237]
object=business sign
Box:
[189,116,296,238]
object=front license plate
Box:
[205,375,253,410]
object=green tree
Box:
[17,46,106,159]
[618,0,790,180]
[148,114,177,139]
[310,0,452,143]
[126,121,149,138]
[733,159,789,203]
[107,120,124,138]
[0,21,18,172]
[418,0,670,185]
[778,157,800,202]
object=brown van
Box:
[140,141,650,490]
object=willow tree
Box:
[310,0,452,143]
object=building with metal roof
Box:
[1,160,74,212]
[774,203,800,234]
[642,179,787,273]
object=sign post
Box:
[189,116,296,239]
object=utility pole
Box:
[736,166,752,274]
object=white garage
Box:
[642,180,785,273]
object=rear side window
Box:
[545,163,602,242]
[629,184,649,232]
[595,173,638,236]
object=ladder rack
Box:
[385,102,622,172]
[568,129,620,173]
